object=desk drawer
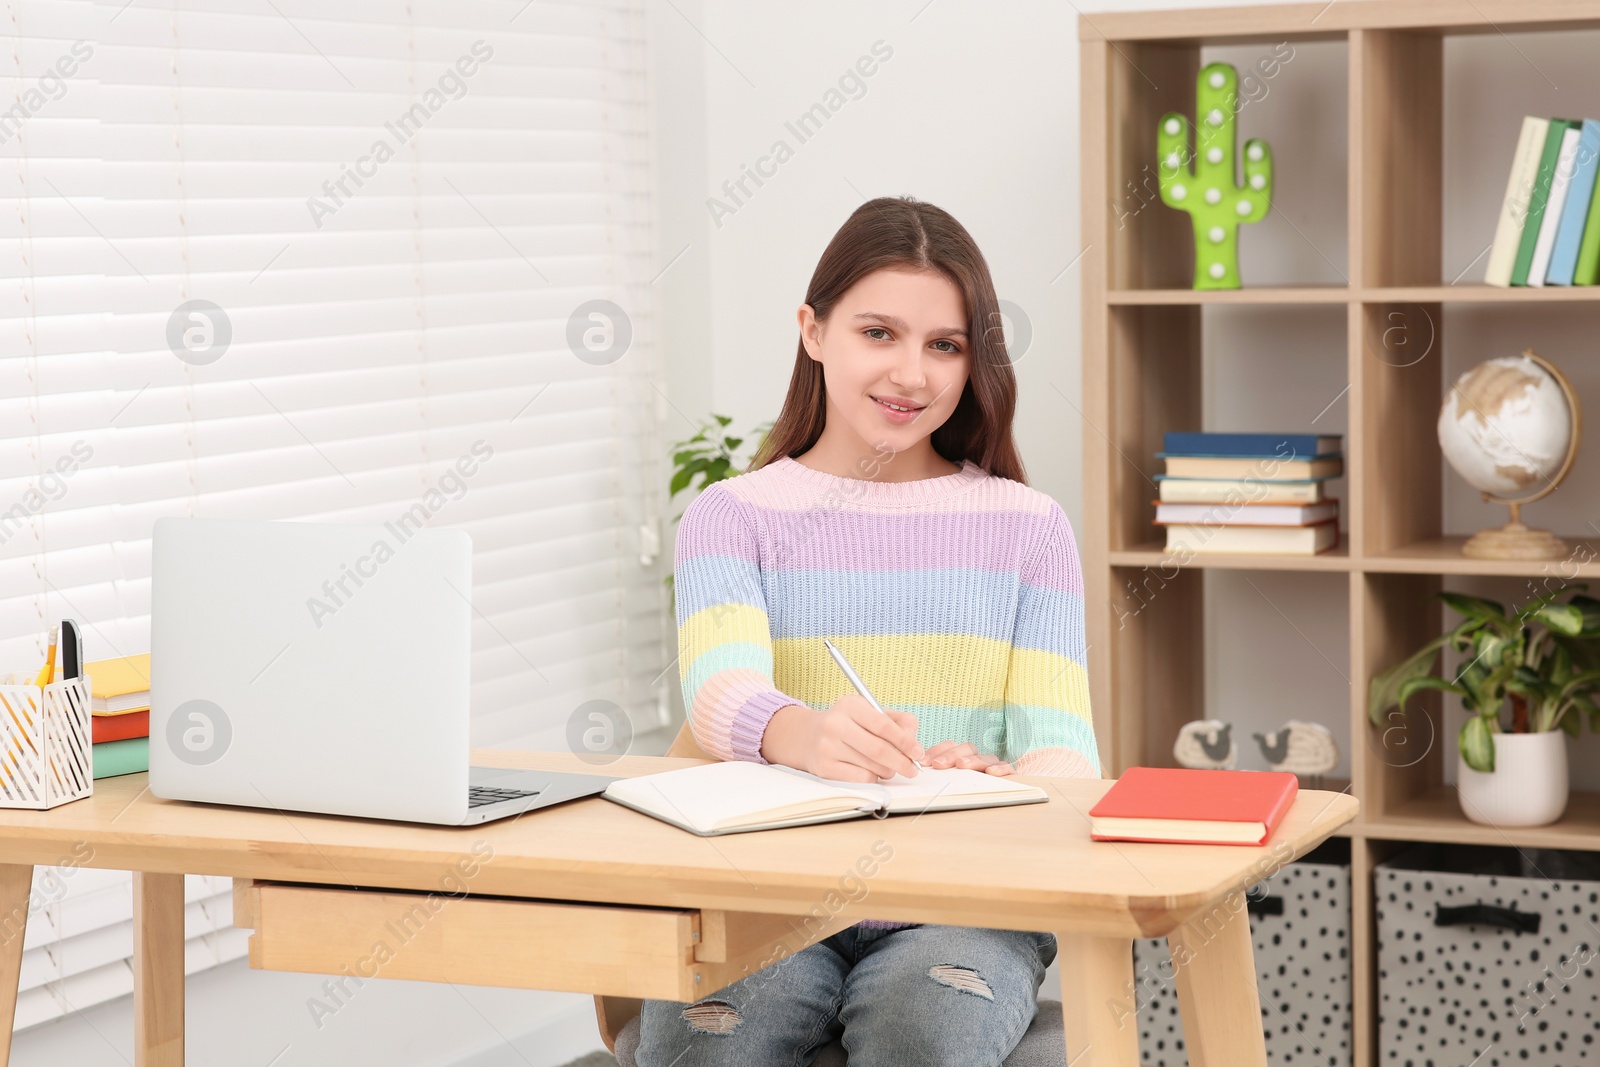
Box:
[232,879,813,1001]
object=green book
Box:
[1512,118,1579,285]
[1574,154,1600,285]
[92,736,149,779]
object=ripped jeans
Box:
[635,923,1057,1067]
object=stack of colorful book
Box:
[1486,117,1600,287]
[88,654,150,778]
[1154,431,1342,556]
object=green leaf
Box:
[1531,601,1585,636]
[1515,583,1578,621]
[1438,591,1509,627]
[1560,710,1582,738]
[713,414,733,426]
[669,467,693,497]
[1367,633,1451,726]
[1397,675,1467,712]
[1459,715,1496,773]
[1555,632,1600,674]
[1468,628,1511,669]
[1475,658,1521,714]
[1508,664,1548,693]
[1554,668,1600,705]
[704,456,731,484]
[1550,642,1573,686]
[1567,592,1600,637]
[724,437,743,451]
[1571,692,1600,719]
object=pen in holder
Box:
[0,671,93,809]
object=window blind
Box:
[14,866,244,1030]
[2,0,670,1027]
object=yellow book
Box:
[87,653,151,716]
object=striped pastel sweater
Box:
[673,454,1101,930]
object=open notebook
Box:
[602,759,1049,837]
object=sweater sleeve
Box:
[673,482,804,765]
[1002,500,1103,779]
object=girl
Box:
[639,195,1101,1066]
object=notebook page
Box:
[604,760,876,832]
[772,764,1043,812]
[875,766,1045,808]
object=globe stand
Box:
[1461,501,1568,561]
[1454,349,1581,563]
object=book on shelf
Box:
[1155,475,1329,505]
[1153,499,1338,527]
[1088,766,1299,846]
[1547,118,1600,285]
[1158,453,1342,480]
[1486,116,1551,286]
[1161,431,1342,458]
[601,759,1047,837]
[1576,147,1600,285]
[1162,518,1340,556]
[1526,122,1583,287]
[1154,432,1342,553]
[1483,115,1600,287]
[1511,117,1578,286]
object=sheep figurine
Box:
[1253,720,1339,787]
[1173,719,1236,769]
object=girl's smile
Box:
[870,393,928,422]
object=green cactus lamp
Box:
[1157,62,1274,290]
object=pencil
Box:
[33,625,58,689]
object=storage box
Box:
[0,673,93,809]
[1135,837,1352,1066]
[1375,842,1600,1067]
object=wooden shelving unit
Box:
[1078,3,1600,1065]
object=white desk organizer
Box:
[0,672,92,809]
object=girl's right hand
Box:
[771,695,925,783]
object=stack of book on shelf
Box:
[1154,431,1342,556]
[1487,116,1600,287]
[88,653,149,779]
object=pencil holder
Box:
[0,672,93,809]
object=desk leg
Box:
[0,864,34,1067]
[133,872,184,1067]
[1057,932,1139,1066]
[1168,901,1267,1067]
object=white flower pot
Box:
[1456,730,1569,827]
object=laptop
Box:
[149,516,622,825]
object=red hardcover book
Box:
[91,709,149,744]
[1088,766,1299,846]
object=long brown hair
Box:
[748,195,1027,485]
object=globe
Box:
[1436,349,1580,560]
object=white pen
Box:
[821,637,924,771]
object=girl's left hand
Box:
[923,740,1012,775]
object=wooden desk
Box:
[0,751,1356,1066]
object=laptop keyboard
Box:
[468,785,542,809]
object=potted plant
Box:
[1367,585,1600,827]
[663,414,772,606]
